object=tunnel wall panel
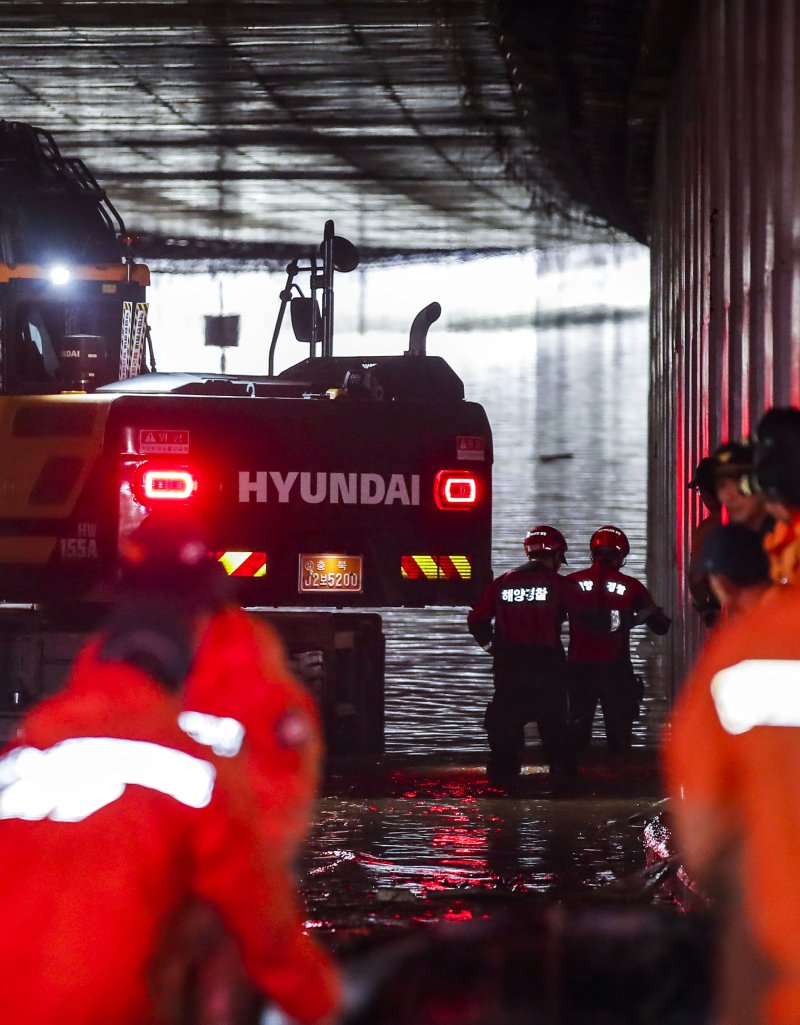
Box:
[648,0,800,694]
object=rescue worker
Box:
[699,523,771,619]
[711,439,773,537]
[665,410,800,1025]
[664,560,800,1025]
[567,526,671,758]
[687,456,723,626]
[0,583,340,1024]
[753,406,800,585]
[72,511,323,867]
[185,605,322,865]
[467,525,581,781]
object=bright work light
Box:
[49,265,71,285]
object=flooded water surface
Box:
[376,312,665,760]
[293,301,681,950]
[303,766,665,945]
[167,256,698,1010]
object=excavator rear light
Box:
[135,466,198,503]
[434,469,481,510]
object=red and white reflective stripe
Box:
[0,738,215,822]
[216,551,267,577]
[401,555,472,580]
[711,659,800,734]
[179,711,245,757]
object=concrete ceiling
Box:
[0,1,667,263]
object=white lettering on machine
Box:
[239,470,421,506]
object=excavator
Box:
[0,120,494,749]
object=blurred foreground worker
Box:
[687,457,723,626]
[711,439,773,537]
[567,526,671,757]
[467,525,581,781]
[754,407,800,585]
[0,593,340,1024]
[700,523,771,619]
[74,512,324,867]
[185,607,322,864]
[664,581,800,1025]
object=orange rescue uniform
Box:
[184,606,322,862]
[72,606,322,865]
[664,584,800,1025]
[0,656,340,1025]
[763,512,800,585]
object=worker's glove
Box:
[467,622,493,651]
[628,603,672,634]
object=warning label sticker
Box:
[457,436,485,462]
[139,430,190,455]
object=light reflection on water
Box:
[311,795,650,900]
[302,766,664,943]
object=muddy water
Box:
[298,316,681,947]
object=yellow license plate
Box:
[299,554,363,593]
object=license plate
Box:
[299,554,363,593]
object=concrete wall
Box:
[648,0,800,692]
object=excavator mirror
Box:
[325,235,359,273]
[290,296,321,344]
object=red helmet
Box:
[523,525,568,563]
[590,525,630,560]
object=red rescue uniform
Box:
[468,560,583,650]
[665,585,800,1025]
[468,560,584,777]
[0,657,340,1025]
[567,563,656,662]
[567,562,665,755]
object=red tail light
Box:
[434,469,481,510]
[134,465,198,504]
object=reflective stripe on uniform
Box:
[711,659,800,734]
[0,738,216,822]
[178,710,245,757]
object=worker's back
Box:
[666,583,800,1021]
[0,651,338,1025]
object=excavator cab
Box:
[2,273,148,394]
[0,120,149,396]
